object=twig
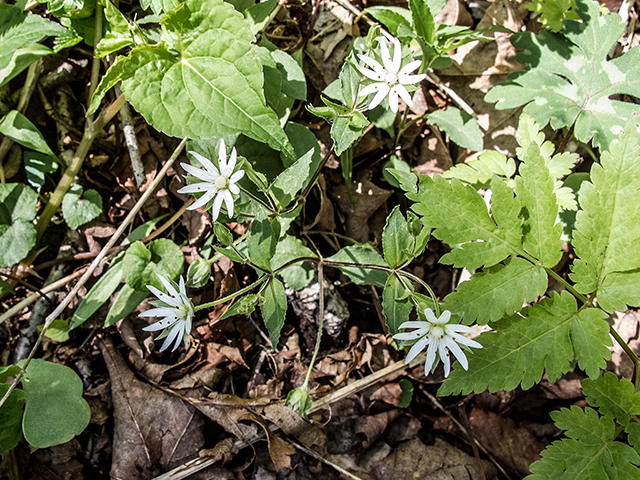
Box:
[114,83,146,187]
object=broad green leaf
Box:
[339,61,361,110]
[104,284,149,328]
[36,0,95,17]
[529,406,640,479]
[95,1,134,58]
[219,294,259,321]
[485,0,640,150]
[382,206,413,269]
[428,107,483,151]
[283,122,321,170]
[186,258,213,288]
[24,152,59,191]
[439,292,611,395]
[525,0,579,32]
[40,319,70,342]
[120,0,295,159]
[410,0,435,44]
[215,245,246,264]
[327,245,388,287]
[214,222,234,246]
[0,365,21,382]
[70,261,124,330]
[382,274,413,335]
[442,150,515,186]
[598,270,640,313]
[19,359,91,449]
[409,175,521,271]
[0,183,38,268]
[272,49,306,101]
[260,277,287,347]
[0,279,14,294]
[331,111,369,156]
[271,235,317,290]
[244,0,278,35]
[443,257,547,325]
[365,6,412,37]
[122,239,184,291]
[0,111,56,158]
[87,56,126,116]
[398,379,414,408]
[140,0,180,15]
[0,4,69,88]
[62,185,103,230]
[247,213,278,272]
[570,123,640,297]
[270,149,314,208]
[515,142,563,268]
[582,372,640,426]
[0,384,26,453]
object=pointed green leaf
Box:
[409,0,436,44]
[428,107,483,151]
[260,277,287,347]
[485,0,640,150]
[443,257,547,325]
[0,110,56,158]
[582,372,640,426]
[87,54,126,116]
[271,235,317,290]
[598,270,640,313]
[382,206,413,269]
[62,185,103,230]
[104,284,149,328]
[327,245,388,287]
[271,49,306,101]
[515,142,563,267]
[331,111,369,156]
[244,0,277,35]
[364,6,412,37]
[439,292,610,395]
[270,149,314,208]
[247,212,278,272]
[570,123,640,297]
[0,183,38,268]
[122,239,184,291]
[219,294,259,321]
[442,150,515,186]
[19,359,91,449]
[0,384,26,453]
[70,261,124,330]
[382,274,413,335]
[120,0,294,159]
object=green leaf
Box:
[442,150,515,186]
[0,365,21,383]
[439,291,611,395]
[271,49,306,101]
[485,0,640,150]
[364,6,412,37]
[582,372,640,426]
[87,56,126,116]
[0,279,14,294]
[0,110,56,158]
[260,277,287,347]
[339,61,361,109]
[219,294,259,321]
[120,0,295,160]
[122,239,184,291]
[70,261,124,330]
[186,258,213,288]
[140,0,180,15]
[0,4,69,88]
[19,359,91,449]
[331,111,369,156]
[0,384,26,453]
[382,274,413,335]
[62,185,103,230]
[104,284,149,328]
[95,1,134,58]
[215,245,246,264]
[443,257,547,325]
[529,406,640,479]
[598,270,640,313]
[409,175,521,271]
[244,0,277,35]
[271,235,317,290]
[382,206,413,269]
[24,151,59,191]
[213,222,234,246]
[398,379,414,408]
[37,0,95,17]
[327,245,388,287]
[515,142,563,268]
[570,123,640,300]
[270,149,314,208]
[410,0,436,44]
[0,183,38,268]
[525,0,579,32]
[40,319,70,342]
[247,213,278,272]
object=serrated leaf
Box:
[331,111,369,156]
[439,292,610,395]
[485,0,640,150]
[0,110,56,158]
[570,122,640,300]
[598,270,640,313]
[443,257,547,325]
[270,149,314,208]
[0,4,69,88]
[529,406,640,479]
[382,274,413,334]
[70,261,124,330]
[582,372,640,426]
[428,107,483,151]
[95,1,134,58]
[260,277,287,347]
[327,245,389,287]
[382,206,413,269]
[19,359,91,449]
[409,175,521,271]
[62,185,103,230]
[87,53,126,116]
[37,0,95,17]
[442,150,515,186]
[140,0,180,15]
[0,384,26,453]
[122,239,184,291]
[515,142,563,267]
[0,183,38,268]
[120,0,294,159]
[104,284,149,328]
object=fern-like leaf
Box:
[582,372,640,426]
[438,291,610,395]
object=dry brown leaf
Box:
[99,337,206,479]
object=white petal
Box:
[389,37,402,73]
[229,183,240,195]
[230,170,245,184]
[147,285,177,306]
[189,151,219,177]
[399,73,426,85]
[217,140,227,168]
[454,335,483,349]
[439,343,451,377]
[405,335,430,363]
[160,323,182,352]
[179,275,187,296]
[359,83,384,98]
[157,274,179,298]
[398,321,431,330]
[424,339,438,375]
[394,330,427,341]
[424,308,439,324]
[178,183,217,194]
[143,316,178,331]
[393,85,413,108]
[222,148,237,177]
[446,323,477,334]
[139,307,175,318]
[367,85,390,110]
[379,37,395,72]
[398,60,423,77]
[222,190,235,218]
[388,88,399,113]
[445,337,469,370]
[439,310,451,324]
[182,163,218,182]
[189,189,217,211]
[210,193,224,221]
[357,54,385,74]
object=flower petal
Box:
[388,88,399,113]
[229,183,240,195]
[222,148,237,177]
[160,323,182,352]
[182,163,218,182]
[217,140,227,168]
[453,335,483,349]
[210,192,224,221]
[398,60,424,77]
[189,151,219,177]
[399,73,426,85]
[393,84,413,108]
[398,320,431,330]
[368,85,390,110]
[424,308,439,324]
[178,183,216,195]
[445,337,469,370]
[424,339,438,375]
[188,189,217,211]
[142,316,178,331]
[230,170,245,184]
[439,310,452,324]
[222,189,235,218]
[405,335,430,363]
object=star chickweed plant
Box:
[178,140,245,221]
[393,308,482,377]
[140,274,195,352]
[356,32,426,113]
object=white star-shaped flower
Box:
[177,140,245,221]
[140,274,194,353]
[393,309,482,377]
[356,32,426,113]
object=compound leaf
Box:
[442,150,515,186]
[582,372,640,426]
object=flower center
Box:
[431,325,445,338]
[385,71,399,86]
[215,175,229,190]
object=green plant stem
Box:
[239,185,275,213]
[299,145,335,200]
[393,107,410,150]
[610,326,640,392]
[194,275,269,311]
[303,260,325,390]
[88,4,104,105]
[544,267,590,305]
